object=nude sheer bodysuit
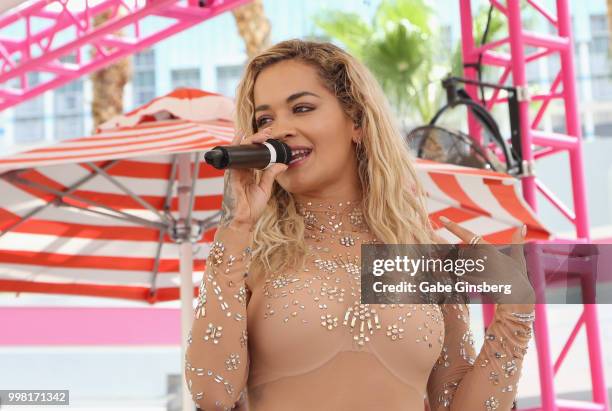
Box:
[185,198,535,411]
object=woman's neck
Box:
[292,188,363,207]
[294,195,369,237]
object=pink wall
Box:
[0,307,181,345]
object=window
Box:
[588,14,612,100]
[594,122,612,137]
[216,65,243,98]
[590,14,608,34]
[14,72,45,143]
[14,117,45,143]
[551,114,566,134]
[14,72,43,116]
[134,71,155,89]
[133,49,156,107]
[589,14,610,60]
[54,115,84,140]
[591,75,612,100]
[54,79,83,114]
[134,49,155,67]
[171,68,200,90]
[525,46,541,83]
[53,76,84,140]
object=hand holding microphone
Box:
[214,128,289,231]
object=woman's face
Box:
[253,60,361,199]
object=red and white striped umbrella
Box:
[0,89,549,302]
[0,89,234,302]
[417,160,550,244]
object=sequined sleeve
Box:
[426,303,535,410]
[184,225,254,410]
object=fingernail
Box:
[439,216,450,224]
[521,224,527,237]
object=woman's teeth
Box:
[289,149,312,164]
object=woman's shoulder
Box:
[245,266,266,291]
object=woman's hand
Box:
[218,127,288,230]
[438,217,536,305]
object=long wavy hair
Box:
[232,39,439,279]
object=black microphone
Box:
[203,139,292,170]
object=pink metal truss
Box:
[459,1,609,410]
[0,0,251,112]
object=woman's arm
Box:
[427,303,534,411]
[184,223,254,410]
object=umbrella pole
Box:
[178,153,195,411]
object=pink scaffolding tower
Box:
[459,0,609,410]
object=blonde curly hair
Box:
[231,39,438,279]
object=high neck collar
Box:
[294,197,363,215]
[294,196,369,235]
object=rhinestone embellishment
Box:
[204,322,223,344]
[195,278,207,319]
[485,396,500,410]
[340,235,355,247]
[321,314,339,330]
[225,353,240,371]
[386,324,404,341]
[349,207,364,226]
[208,241,225,266]
[343,301,381,346]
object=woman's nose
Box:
[268,125,297,141]
[270,113,301,135]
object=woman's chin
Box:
[276,175,317,196]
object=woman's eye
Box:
[294,105,313,113]
[256,106,313,127]
[256,117,270,127]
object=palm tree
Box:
[231,0,271,59]
[313,0,510,129]
[90,10,132,130]
[313,0,442,128]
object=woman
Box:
[185,39,535,411]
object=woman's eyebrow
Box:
[255,91,320,112]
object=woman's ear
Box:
[352,123,362,144]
